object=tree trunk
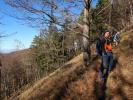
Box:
[83,0,91,66]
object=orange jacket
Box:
[104,43,112,52]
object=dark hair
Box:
[101,30,110,36]
[104,30,110,33]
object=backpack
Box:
[96,37,103,56]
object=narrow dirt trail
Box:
[59,58,112,100]
[58,51,133,100]
[57,58,101,100]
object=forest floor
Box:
[7,31,133,100]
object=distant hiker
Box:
[113,32,120,46]
[96,31,113,81]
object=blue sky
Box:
[0,1,38,53]
[0,0,97,53]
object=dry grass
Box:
[107,64,133,100]
[62,62,99,100]
[107,32,133,100]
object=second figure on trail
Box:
[113,32,120,46]
[96,31,113,81]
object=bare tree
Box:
[2,0,94,65]
[82,0,92,66]
[2,0,82,27]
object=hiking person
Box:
[113,32,120,46]
[96,31,113,81]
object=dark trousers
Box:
[99,52,113,79]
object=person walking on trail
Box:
[96,31,113,81]
[113,32,120,46]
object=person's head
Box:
[103,31,110,38]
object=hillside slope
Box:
[1,49,31,66]
[7,32,133,100]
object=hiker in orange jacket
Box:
[97,31,114,81]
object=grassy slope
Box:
[8,54,85,100]
[106,32,133,100]
[7,32,133,100]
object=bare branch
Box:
[96,3,111,16]
[0,32,17,38]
